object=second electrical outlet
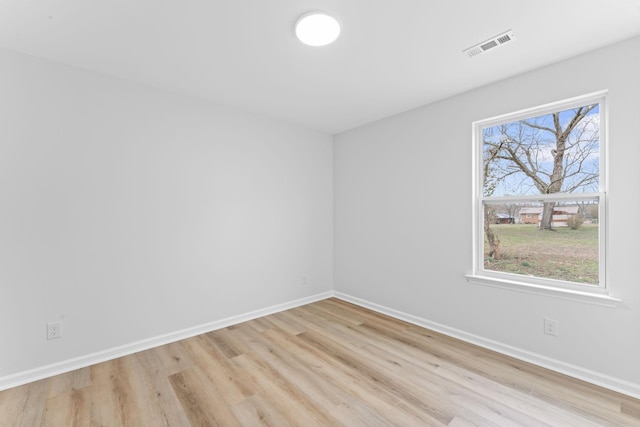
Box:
[543,318,558,336]
[47,321,62,340]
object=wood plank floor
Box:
[1,298,639,426]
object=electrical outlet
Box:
[301,275,308,286]
[543,318,557,336]
[47,321,62,340]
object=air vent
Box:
[463,30,515,58]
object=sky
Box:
[483,104,600,197]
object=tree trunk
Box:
[484,205,500,258]
[540,201,555,230]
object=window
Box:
[467,92,614,302]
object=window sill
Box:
[465,274,621,308]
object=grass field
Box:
[484,223,599,285]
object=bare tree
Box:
[484,204,500,258]
[483,142,500,258]
[483,105,599,230]
[501,203,522,222]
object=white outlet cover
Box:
[543,318,557,336]
[47,321,62,340]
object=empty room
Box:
[1,1,640,425]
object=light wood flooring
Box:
[1,298,639,426]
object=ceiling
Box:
[1,1,639,134]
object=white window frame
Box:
[465,91,620,307]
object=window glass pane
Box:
[483,200,599,285]
[482,104,600,197]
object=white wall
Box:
[334,36,640,395]
[0,49,333,382]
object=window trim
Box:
[466,91,619,305]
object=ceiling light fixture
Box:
[295,11,341,47]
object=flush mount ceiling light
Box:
[295,11,341,46]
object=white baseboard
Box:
[0,291,333,391]
[333,291,640,400]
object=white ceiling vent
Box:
[463,30,515,58]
